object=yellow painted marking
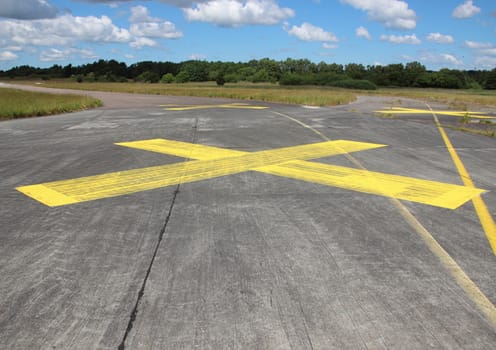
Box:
[18,138,485,209]
[159,103,268,111]
[260,162,483,210]
[16,184,79,207]
[17,140,384,207]
[396,199,496,328]
[431,112,496,254]
[117,139,483,209]
[376,107,495,119]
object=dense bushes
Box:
[1,58,494,90]
[279,73,376,89]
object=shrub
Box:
[160,73,175,84]
[216,73,226,86]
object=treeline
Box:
[1,58,496,90]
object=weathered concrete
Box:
[0,89,495,349]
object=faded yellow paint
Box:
[375,107,496,119]
[160,103,268,111]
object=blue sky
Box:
[0,0,495,70]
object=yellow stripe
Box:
[16,184,79,207]
[116,139,246,160]
[376,108,495,119]
[433,113,496,254]
[395,198,496,328]
[259,162,484,210]
[160,103,269,111]
[273,110,496,329]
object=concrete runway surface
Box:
[1,86,495,349]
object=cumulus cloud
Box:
[474,56,496,68]
[452,1,481,19]
[0,14,131,47]
[40,48,98,61]
[76,0,208,7]
[340,0,416,30]
[0,51,18,61]
[184,0,295,27]
[380,34,420,45]
[355,26,371,40]
[464,41,496,68]
[0,5,182,55]
[285,22,338,42]
[464,40,493,49]
[426,33,454,44]
[0,0,58,20]
[130,37,158,49]
[129,5,183,39]
[420,52,463,66]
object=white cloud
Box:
[40,48,98,61]
[0,0,57,20]
[452,1,481,19]
[184,0,295,27]
[340,0,416,30]
[189,53,207,60]
[380,34,421,45]
[322,43,338,49]
[130,22,182,39]
[420,52,463,66]
[130,37,158,49]
[474,56,496,68]
[464,40,493,49]
[465,40,496,62]
[0,5,182,52]
[129,6,182,39]
[285,22,338,42]
[355,26,371,40]
[0,14,131,47]
[426,33,454,44]
[0,51,18,61]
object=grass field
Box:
[28,81,496,108]
[0,88,102,120]
[2,81,494,136]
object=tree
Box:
[484,68,496,90]
[345,63,366,79]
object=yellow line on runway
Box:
[429,108,496,255]
[160,103,268,111]
[273,110,496,329]
[375,107,495,119]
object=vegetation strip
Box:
[0,88,102,120]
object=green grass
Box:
[32,81,357,106]
[27,81,496,108]
[363,87,496,108]
[0,88,102,120]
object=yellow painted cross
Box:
[17,138,485,209]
